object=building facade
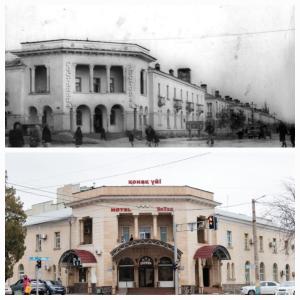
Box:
[5,39,205,136]
[9,185,294,294]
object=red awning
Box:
[193,245,231,260]
[73,249,97,263]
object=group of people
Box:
[145,125,160,147]
[278,122,295,148]
[8,122,52,147]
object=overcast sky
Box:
[4,0,294,122]
[6,149,295,218]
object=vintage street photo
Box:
[5,150,295,295]
[5,0,295,147]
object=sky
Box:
[4,0,295,122]
[5,149,295,218]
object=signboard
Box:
[186,121,204,130]
[128,179,162,185]
[111,207,173,212]
[29,256,49,261]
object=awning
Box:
[59,249,97,265]
[193,245,231,260]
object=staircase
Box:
[127,288,175,295]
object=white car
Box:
[5,283,13,295]
[240,281,280,295]
[275,281,295,295]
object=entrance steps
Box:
[203,287,223,294]
[127,288,175,295]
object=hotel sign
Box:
[111,207,173,212]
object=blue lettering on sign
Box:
[29,256,49,261]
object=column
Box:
[73,63,77,92]
[106,65,111,93]
[122,66,126,93]
[153,214,158,239]
[134,215,139,239]
[46,66,50,92]
[89,64,94,93]
[199,259,204,293]
[31,66,36,93]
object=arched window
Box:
[285,264,290,281]
[226,263,231,280]
[119,257,134,282]
[18,264,24,279]
[167,110,170,129]
[259,262,265,281]
[76,108,83,126]
[273,263,278,282]
[245,261,251,284]
[231,263,235,280]
[158,257,173,281]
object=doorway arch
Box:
[28,106,39,123]
[94,105,107,133]
[42,105,54,129]
[139,256,154,287]
[76,105,91,133]
[110,104,124,133]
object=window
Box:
[244,233,249,250]
[76,108,82,126]
[140,70,145,94]
[158,257,173,281]
[284,240,289,255]
[119,258,134,282]
[285,264,290,281]
[160,227,167,242]
[197,216,206,243]
[34,65,48,93]
[158,83,161,96]
[110,78,114,93]
[174,87,176,99]
[121,227,130,242]
[259,262,265,281]
[54,232,61,249]
[93,77,101,93]
[227,231,232,247]
[231,263,235,280]
[227,263,231,280]
[273,263,278,282]
[259,236,264,252]
[166,85,169,99]
[245,261,251,284]
[18,264,24,279]
[139,226,151,239]
[75,77,82,92]
[80,217,93,244]
[36,234,42,252]
[273,238,277,253]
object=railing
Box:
[173,98,183,110]
[186,102,195,112]
[158,96,166,107]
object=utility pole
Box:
[252,195,265,295]
[173,219,179,295]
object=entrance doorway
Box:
[139,256,154,287]
[94,106,103,133]
[203,267,210,287]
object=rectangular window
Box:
[273,238,277,253]
[174,87,176,99]
[285,240,289,254]
[36,234,42,252]
[197,216,206,243]
[166,85,169,99]
[227,230,232,247]
[110,78,114,93]
[259,236,263,252]
[122,227,130,242]
[160,226,167,242]
[75,77,82,92]
[158,83,161,96]
[80,217,93,244]
[54,232,61,249]
[244,233,249,250]
[139,226,151,239]
[93,77,101,93]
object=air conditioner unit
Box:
[40,234,47,240]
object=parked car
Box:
[43,280,66,295]
[5,283,13,295]
[10,279,47,295]
[275,281,295,295]
[240,281,280,295]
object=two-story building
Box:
[9,185,294,294]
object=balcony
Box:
[196,104,203,114]
[158,96,166,107]
[206,112,213,118]
[173,98,183,111]
[186,102,195,113]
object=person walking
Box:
[8,122,24,147]
[100,127,106,140]
[205,121,215,147]
[290,124,295,147]
[23,275,31,295]
[278,121,288,147]
[154,134,160,147]
[145,125,153,147]
[74,126,83,147]
[29,125,41,147]
[42,124,52,147]
[128,131,135,147]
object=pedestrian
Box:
[8,122,25,147]
[278,121,288,147]
[205,121,215,147]
[129,234,134,241]
[74,126,83,147]
[100,127,106,140]
[29,125,41,147]
[42,124,52,147]
[57,277,62,285]
[145,125,153,147]
[128,131,135,147]
[290,124,295,147]
[23,275,31,295]
[154,134,160,147]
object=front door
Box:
[203,267,210,287]
[139,266,154,287]
[94,111,103,133]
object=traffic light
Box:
[36,259,42,269]
[208,216,217,230]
